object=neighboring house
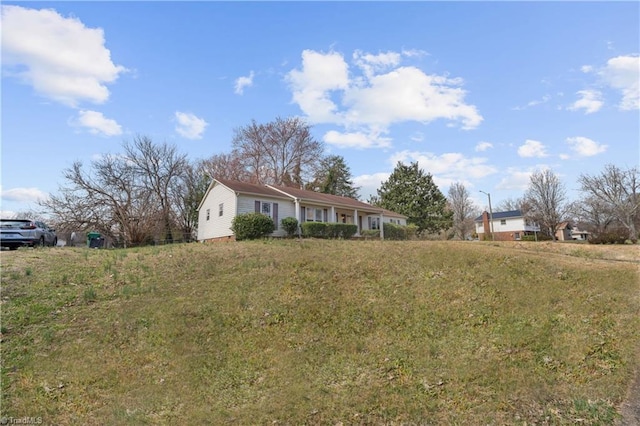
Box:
[197,178,407,242]
[570,227,590,241]
[555,221,573,241]
[556,221,591,241]
[474,210,540,241]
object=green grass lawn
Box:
[1,240,639,424]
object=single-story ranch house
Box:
[474,210,540,241]
[197,178,407,242]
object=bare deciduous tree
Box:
[232,117,324,186]
[524,169,568,240]
[578,164,639,241]
[124,136,188,243]
[42,156,159,247]
[447,182,478,240]
[200,152,251,182]
[171,161,210,242]
[495,197,526,213]
[567,196,616,237]
[42,137,191,247]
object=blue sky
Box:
[2,1,639,218]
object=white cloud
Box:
[496,168,534,191]
[600,55,639,110]
[285,50,349,123]
[175,111,208,140]
[388,150,498,188]
[353,50,402,78]
[234,71,255,95]
[581,65,594,73]
[72,110,122,136]
[568,89,603,114]
[1,187,49,203]
[410,132,424,142]
[1,5,127,107]
[512,94,551,110]
[323,130,391,149]
[401,48,429,58]
[286,49,482,149]
[517,139,548,158]
[566,136,607,157]
[353,172,391,201]
[475,141,493,152]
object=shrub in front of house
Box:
[301,222,358,239]
[301,222,328,238]
[231,213,275,240]
[406,224,419,240]
[383,222,407,240]
[332,223,358,239]
[588,232,628,245]
[280,217,299,238]
[520,234,553,242]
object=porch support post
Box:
[380,212,384,240]
[331,206,336,223]
[294,198,301,237]
[354,209,359,235]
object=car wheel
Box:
[38,236,45,247]
[52,237,58,247]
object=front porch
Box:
[298,204,384,237]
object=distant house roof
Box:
[474,209,524,222]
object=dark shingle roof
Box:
[213,179,406,218]
[474,209,523,222]
[215,179,289,199]
[269,184,397,214]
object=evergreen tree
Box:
[377,161,452,233]
[307,155,360,199]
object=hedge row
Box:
[383,223,419,240]
[588,232,631,244]
[520,234,553,242]
[301,222,358,239]
[230,214,419,242]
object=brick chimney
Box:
[482,211,490,237]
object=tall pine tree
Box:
[377,161,452,233]
[306,155,360,199]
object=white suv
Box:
[0,219,58,250]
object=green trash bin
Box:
[87,232,101,247]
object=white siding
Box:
[383,216,407,226]
[476,217,538,235]
[197,184,237,240]
[493,217,526,233]
[237,194,295,237]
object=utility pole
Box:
[479,190,494,241]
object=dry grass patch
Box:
[1,241,639,424]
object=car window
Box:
[1,220,30,228]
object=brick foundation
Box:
[201,235,236,243]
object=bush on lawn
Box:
[280,217,299,238]
[231,213,275,241]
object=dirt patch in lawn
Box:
[618,361,640,425]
